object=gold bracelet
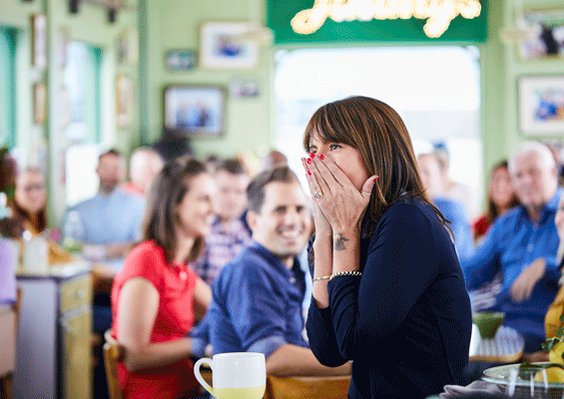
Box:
[312,275,331,282]
[330,270,362,281]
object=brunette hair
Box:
[142,156,208,264]
[303,96,447,233]
[215,158,248,176]
[13,167,47,233]
[98,148,123,162]
[486,160,520,222]
[247,166,299,213]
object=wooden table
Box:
[469,325,525,363]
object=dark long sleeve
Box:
[329,204,439,359]
[306,200,472,399]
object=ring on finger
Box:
[314,191,323,199]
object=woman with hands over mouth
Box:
[302,96,472,399]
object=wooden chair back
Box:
[0,288,21,399]
[103,329,124,399]
[264,374,351,399]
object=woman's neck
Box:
[173,230,195,264]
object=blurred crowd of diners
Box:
[1,135,564,398]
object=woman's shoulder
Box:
[128,240,162,257]
[382,196,436,223]
[118,241,166,286]
[124,241,166,271]
[370,197,445,240]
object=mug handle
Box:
[193,357,214,396]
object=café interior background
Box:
[0,0,563,226]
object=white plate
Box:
[483,362,564,388]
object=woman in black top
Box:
[301,96,472,399]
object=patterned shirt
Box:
[192,217,251,285]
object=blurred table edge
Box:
[469,325,525,363]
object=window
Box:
[64,41,103,206]
[0,27,17,148]
[64,41,102,144]
[275,46,482,217]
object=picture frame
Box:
[518,76,564,136]
[116,75,134,128]
[57,27,70,69]
[31,14,47,69]
[116,30,138,65]
[200,22,259,69]
[229,77,260,98]
[33,82,47,125]
[519,8,564,60]
[165,49,197,71]
[163,85,225,137]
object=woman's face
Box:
[16,170,46,214]
[555,195,564,242]
[175,173,217,239]
[490,167,515,210]
[308,133,370,191]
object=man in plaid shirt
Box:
[193,159,251,285]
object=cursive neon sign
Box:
[291,0,482,38]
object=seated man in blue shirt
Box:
[208,166,350,376]
[418,152,474,261]
[462,142,561,352]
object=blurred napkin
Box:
[439,380,507,398]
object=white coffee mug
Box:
[194,352,266,399]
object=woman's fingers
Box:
[308,156,332,196]
[313,154,347,189]
[302,157,324,200]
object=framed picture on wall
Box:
[163,85,225,137]
[116,30,138,65]
[57,27,70,69]
[165,49,197,71]
[518,76,564,136]
[200,22,259,69]
[116,75,134,128]
[519,9,564,60]
[31,14,47,69]
[33,82,47,125]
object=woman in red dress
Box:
[111,157,215,399]
[473,160,519,242]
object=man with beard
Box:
[66,149,145,399]
[67,149,145,261]
[207,166,350,376]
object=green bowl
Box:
[472,312,505,339]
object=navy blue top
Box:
[461,189,562,341]
[306,197,472,399]
[209,242,308,357]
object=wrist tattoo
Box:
[334,233,349,251]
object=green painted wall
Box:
[144,0,274,158]
[144,0,563,170]
[480,0,564,180]
[2,0,563,222]
[501,0,564,155]
[0,0,140,222]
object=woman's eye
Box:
[329,144,342,151]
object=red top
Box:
[473,214,491,241]
[121,182,144,196]
[111,240,199,399]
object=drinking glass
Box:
[505,365,564,399]
[194,352,266,399]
